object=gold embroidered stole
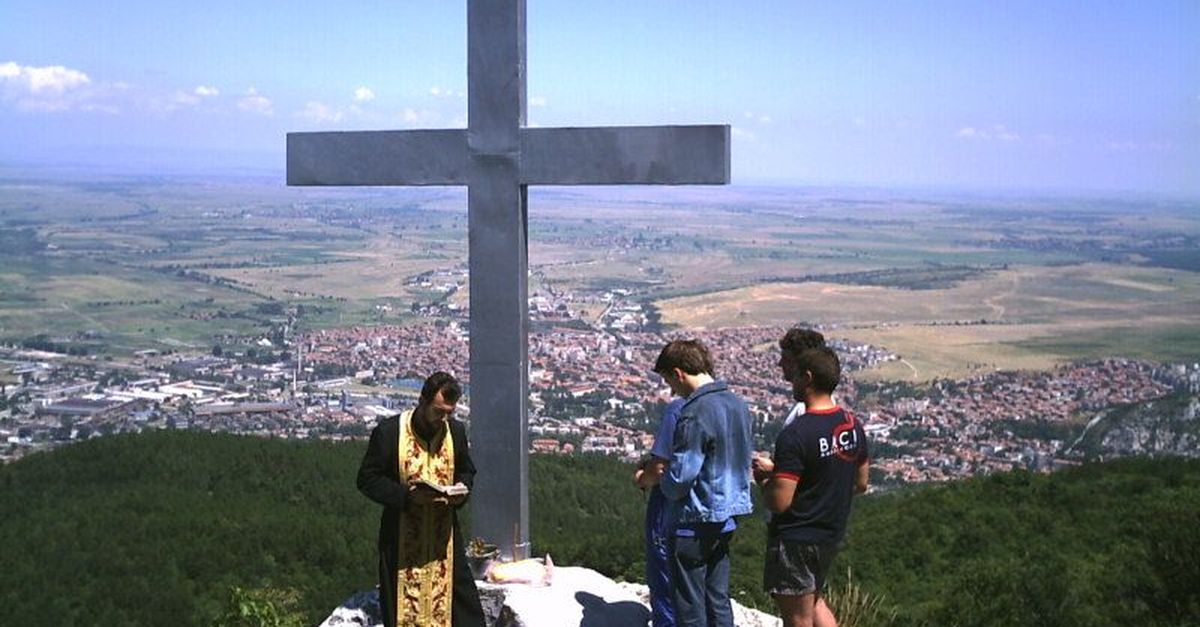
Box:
[395,409,456,627]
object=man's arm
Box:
[762,475,799,514]
[855,425,870,494]
[660,414,705,501]
[761,428,804,513]
[638,399,682,490]
[751,452,774,484]
[634,457,668,489]
[447,420,475,507]
[356,420,408,509]
[855,460,870,494]
[451,420,476,490]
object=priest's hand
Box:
[407,484,450,507]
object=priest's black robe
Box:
[357,414,485,627]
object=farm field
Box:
[2,171,1197,372]
[656,264,1200,380]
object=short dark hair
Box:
[653,339,715,377]
[420,371,462,403]
[780,327,825,362]
[795,346,840,394]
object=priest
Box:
[357,371,485,627]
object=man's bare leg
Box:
[773,593,838,627]
[773,593,815,627]
[814,595,838,627]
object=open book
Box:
[413,479,470,496]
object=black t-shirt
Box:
[769,407,869,544]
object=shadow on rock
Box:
[575,591,650,627]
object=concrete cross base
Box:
[319,566,781,627]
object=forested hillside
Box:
[1,431,1197,626]
[843,457,1200,626]
[0,431,375,625]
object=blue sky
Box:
[1,0,1197,195]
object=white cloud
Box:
[3,63,227,117]
[397,107,441,126]
[237,87,273,115]
[429,85,463,99]
[1,61,97,112]
[741,110,771,124]
[171,90,200,107]
[354,86,375,102]
[79,102,120,115]
[116,82,221,114]
[530,95,547,107]
[297,101,344,124]
[0,61,90,94]
[1032,133,1065,146]
[731,126,756,141]
[956,125,1021,142]
[993,125,1020,142]
[1106,140,1170,152]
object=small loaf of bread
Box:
[486,555,554,585]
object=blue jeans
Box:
[646,489,675,627]
[669,529,733,627]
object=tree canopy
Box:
[1,431,1196,626]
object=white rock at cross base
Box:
[480,566,649,627]
[319,565,781,627]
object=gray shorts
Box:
[763,537,838,597]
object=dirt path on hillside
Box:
[983,273,1020,319]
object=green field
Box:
[1012,324,1200,364]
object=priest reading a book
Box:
[357,371,485,627]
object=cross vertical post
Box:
[466,0,530,555]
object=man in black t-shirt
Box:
[755,345,869,627]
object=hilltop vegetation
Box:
[0,431,374,625]
[1,431,1198,626]
[844,456,1200,626]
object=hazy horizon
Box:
[4,154,1199,204]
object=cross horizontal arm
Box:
[520,125,730,185]
[287,129,469,186]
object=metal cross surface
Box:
[287,0,729,557]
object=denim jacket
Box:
[660,380,754,525]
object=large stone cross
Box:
[287,0,729,556]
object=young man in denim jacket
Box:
[655,340,754,627]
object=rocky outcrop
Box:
[1069,392,1200,459]
[320,566,780,627]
